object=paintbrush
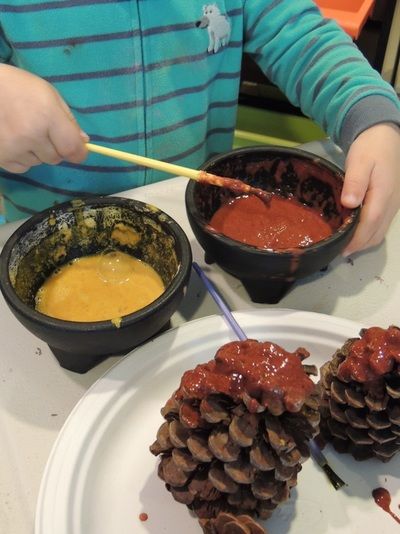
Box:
[86,143,270,200]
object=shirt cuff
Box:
[338,95,400,153]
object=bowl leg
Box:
[48,319,172,373]
[204,252,215,265]
[241,278,294,304]
[49,345,109,373]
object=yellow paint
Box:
[84,217,96,229]
[53,245,67,262]
[111,223,140,247]
[111,316,122,328]
[35,251,165,322]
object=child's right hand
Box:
[0,65,88,173]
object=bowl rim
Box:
[185,145,360,256]
[0,196,192,332]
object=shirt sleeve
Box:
[243,0,400,152]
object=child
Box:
[0,0,399,256]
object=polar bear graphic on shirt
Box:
[196,4,231,54]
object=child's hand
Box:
[341,123,400,256]
[0,65,88,173]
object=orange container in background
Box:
[315,0,376,39]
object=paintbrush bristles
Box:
[321,463,347,491]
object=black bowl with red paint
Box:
[185,146,360,304]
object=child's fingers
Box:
[32,141,63,166]
[343,211,390,257]
[341,150,373,208]
[342,173,394,256]
[1,153,42,173]
[48,105,88,164]
[341,124,400,255]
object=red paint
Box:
[139,512,148,522]
[208,194,333,250]
[372,487,400,524]
[337,326,400,383]
[198,171,270,200]
[176,339,314,413]
[179,400,202,428]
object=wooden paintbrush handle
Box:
[86,143,201,181]
[86,142,269,200]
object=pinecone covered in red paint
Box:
[319,326,400,462]
[150,339,320,533]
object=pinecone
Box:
[199,512,266,533]
[150,339,320,533]
[319,325,400,462]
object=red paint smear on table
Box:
[372,487,400,524]
[208,194,333,250]
[337,326,400,382]
[176,339,314,414]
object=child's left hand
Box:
[341,123,400,256]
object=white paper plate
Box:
[35,309,400,534]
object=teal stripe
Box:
[69,70,241,114]
[14,41,137,78]
[0,3,133,33]
[0,1,131,13]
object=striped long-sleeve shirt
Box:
[0,0,399,221]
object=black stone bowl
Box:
[185,146,359,304]
[0,197,192,373]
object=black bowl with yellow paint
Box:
[0,197,192,373]
[185,146,360,304]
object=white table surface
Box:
[0,140,399,534]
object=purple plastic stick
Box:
[192,262,246,341]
